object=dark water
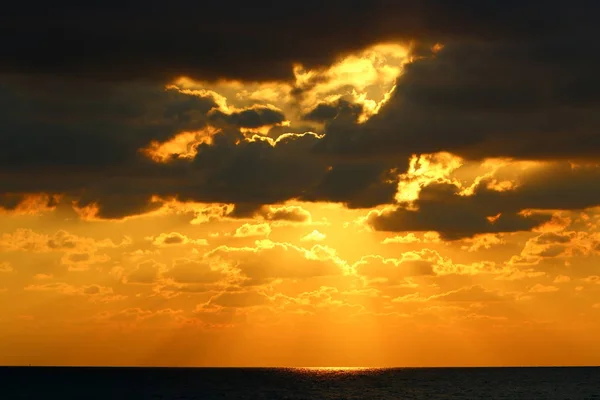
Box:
[1,366,599,399]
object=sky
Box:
[1,1,600,367]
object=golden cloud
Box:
[146,232,209,247]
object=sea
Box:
[1,366,599,399]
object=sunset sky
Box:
[1,1,600,367]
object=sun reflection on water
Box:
[290,367,383,375]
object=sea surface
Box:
[1,366,599,399]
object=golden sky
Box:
[1,3,600,367]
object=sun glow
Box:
[4,7,600,371]
[293,42,408,123]
[395,152,464,206]
[170,42,409,131]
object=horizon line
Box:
[1,365,599,369]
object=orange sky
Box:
[2,36,600,367]
[2,196,600,366]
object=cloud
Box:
[0,229,123,271]
[162,258,229,285]
[535,232,573,245]
[24,282,121,302]
[299,160,399,209]
[260,205,311,223]
[142,127,221,163]
[553,275,571,283]
[94,308,183,325]
[354,255,435,284]
[1,1,600,235]
[124,260,166,284]
[5,121,381,220]
[507,230,600,268]
[301,230,326,242]
[368,161,600,239]
[431,285,506,302]
[147,232,208,247]
[529,284,559,293]
[582,276,600,284]
[208,291,272,308]
[61,252,111,272]
[460,234,505,252]
[272,286,365,317]
[0,78,217,171]
[0,193,59,215]
[382,232,441,245]
[317,36,600,161]
[3,1,595,82]
[192,303,239,327]
[393,285,507,303]
[208,105,286,129]
[206,240,347,285]
[368,193,548,240]
[357,249,506,283]
[0,229,65,252]
[0,229,123,253]
[382,233,421,244]
[233,223,272,238]
[302,101,356,123]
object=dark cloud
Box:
[369,186,550,241]
[0,105,396,219]
[302,100,363,124]
[0,194,25,210]
[5,1,596,82]
[302,103,340,123]
[178,131,398,211]
[317,38,600,161]
[189,132,329,205]
[229,203,264,219]
[75,192,164,220]
[0,76,217,170]
[2,0,600,236]
[300,162,397,209]
[369,163,600,239]
[209,106,286,129]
